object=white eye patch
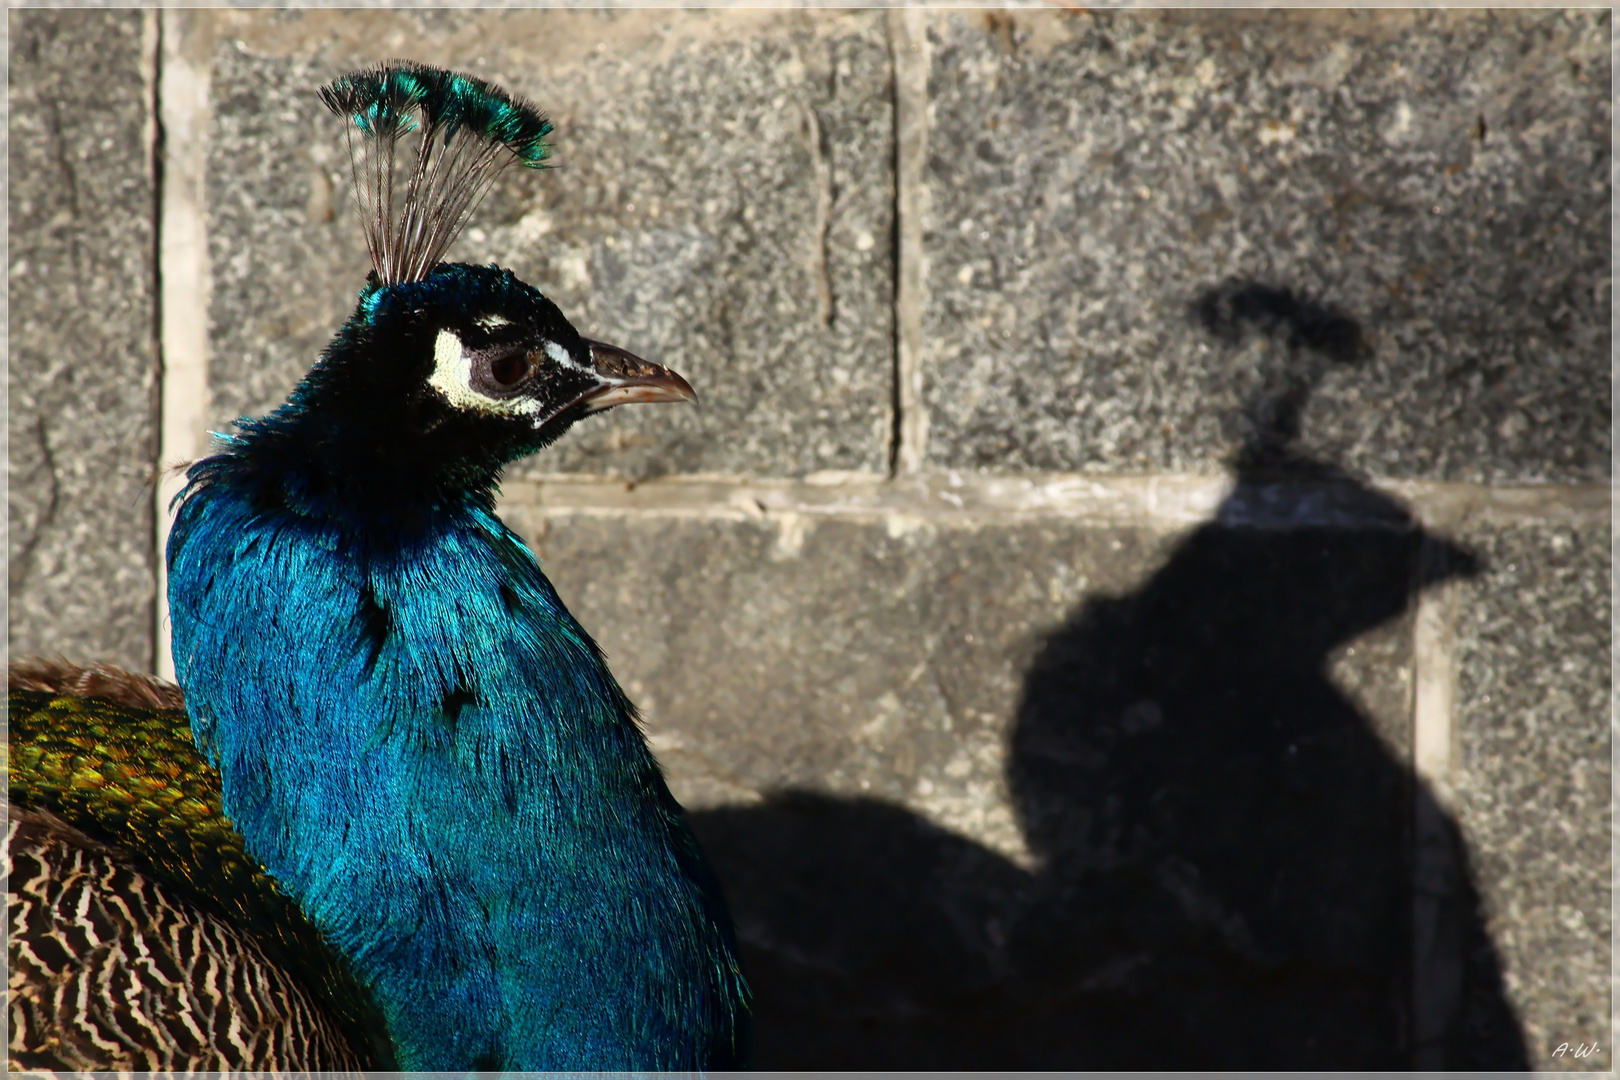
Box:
[426,329,541,416]
[545,340,582,371]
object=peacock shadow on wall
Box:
[686,281,1528,1069]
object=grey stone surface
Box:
[922,10,1610,482]
[1452,521,1612,1071]
[196,10,894,480]
[2,9,1607,1069]
[504,482,1505,1068]
[8,10,158,671]
[509,509,1166,842]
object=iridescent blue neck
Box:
[167,452,748,1069]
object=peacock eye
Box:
[488,350,534,389]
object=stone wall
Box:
[8,8,1611,1070]
[10,11,158,673]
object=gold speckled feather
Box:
[7,684,388,1067]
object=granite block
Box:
[8,11,159,671]
[1452,520,1612,1071]
[503,472,1488,1067]
[922,10,1610,482]
[3,9,1596,1069]
[194,10,895,479]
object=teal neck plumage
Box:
[165,332,749,1069]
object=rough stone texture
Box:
[506,469,1518,1069]
[1451,521,1612,1071]
[8,10,158,671]
[922,10,1611,482]
[195,10,894,479]
[3,9,1608,1070]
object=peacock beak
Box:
[576,340,698,415]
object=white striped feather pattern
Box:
[6,809,364,1071]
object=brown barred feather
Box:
[6,662,388,1068]
[6,809,362,1071]
[9,658,187,711]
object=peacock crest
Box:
[319,61,553,285]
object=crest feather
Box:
[319,61,553,284]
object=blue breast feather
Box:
[167,466,747,1070]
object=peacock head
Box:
[298,62,693,473]
[340,262,694,464]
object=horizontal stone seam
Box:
[500,473,1611,530]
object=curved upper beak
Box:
[576,339,698,415]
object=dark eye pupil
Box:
[490,352,532,387]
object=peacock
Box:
[7,61,751,1071]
